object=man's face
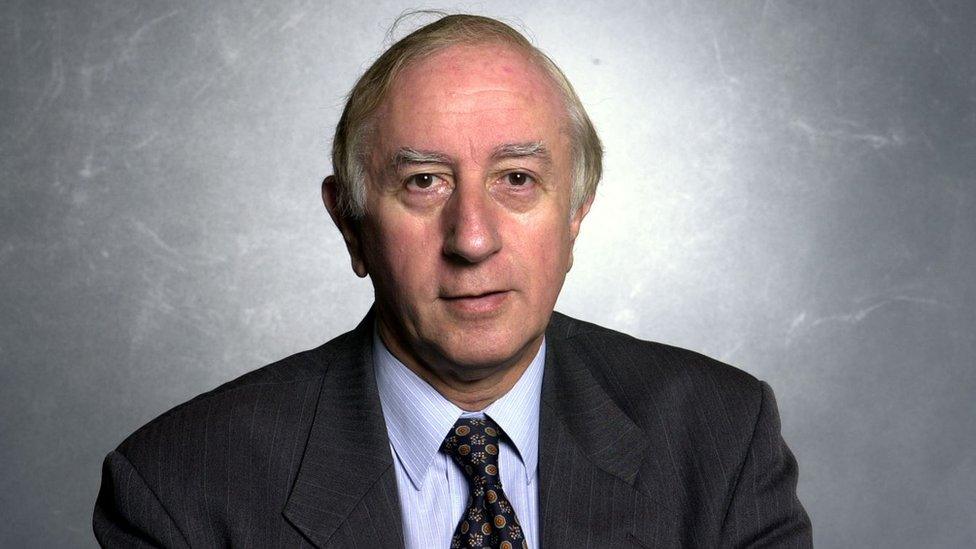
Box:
[347,43,590,374]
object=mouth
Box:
[440,290,511,316]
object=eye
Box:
[407,173,437,189]
[504,172,533,186]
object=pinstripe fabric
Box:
[373,334,543,549]
[94,309,811,548]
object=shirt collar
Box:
[373,331,545,490]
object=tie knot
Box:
[441,416,503,487]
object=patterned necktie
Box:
[441,416,528,549]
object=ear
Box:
[566,193,594,272]
[322,175,368,278]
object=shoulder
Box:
[547,313,810,542]
[95,322,371,545]
[547,311,765,437]
[113,324,362,474]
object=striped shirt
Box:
[373,333,544,549]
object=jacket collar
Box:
[539,312,679,547]
[282,309,405,548]
[540,312,649,483]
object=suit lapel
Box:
[539,313,680,547]
[282,312,404,548]
[280,310,681,547]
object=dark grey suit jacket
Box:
[94,311,812,547]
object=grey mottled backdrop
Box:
[2,1,974,547]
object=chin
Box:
[431,325,541,371]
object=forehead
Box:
[372,43,570,158]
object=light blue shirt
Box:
[373,333,544,549]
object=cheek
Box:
[365,216,440,291]
[518,218,573,292]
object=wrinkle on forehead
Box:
[394,85,552,117]
[446,87,531,97]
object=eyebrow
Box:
[491,141,551,166]
[390,141,551,172]
[391,148,452,172]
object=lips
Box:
[442,290,508,300]
[441,290,511,316]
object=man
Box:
[94,14,812,548]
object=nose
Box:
[442,182,501,264]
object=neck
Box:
[377,321,542,412]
